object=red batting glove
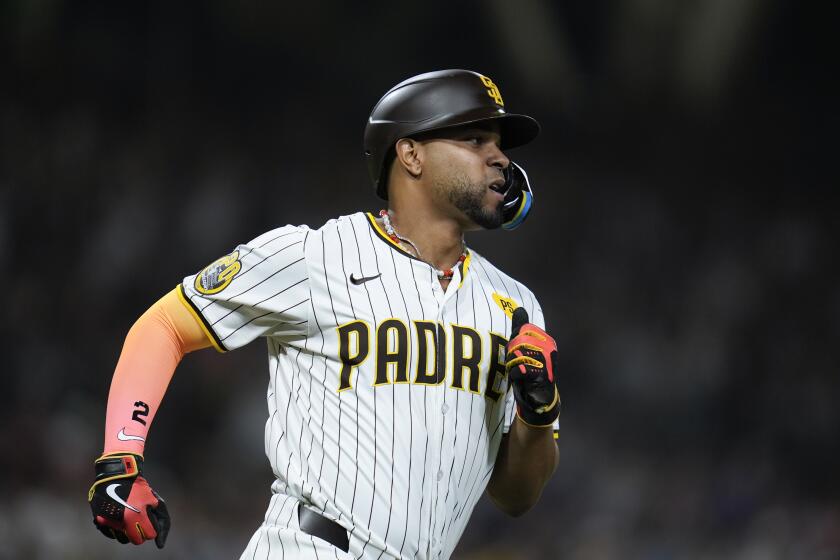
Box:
[88,453,171,548]
[505,307,561,427]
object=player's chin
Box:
[466,200,504,231]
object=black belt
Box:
[298,504,350,553]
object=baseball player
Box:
[88,69,561,559]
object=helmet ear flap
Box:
[501,162,534,230]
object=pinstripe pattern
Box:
[181,213,556,560]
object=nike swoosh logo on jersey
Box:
[350,272,382,285]
[117,428,146,442]
[105,483,141,513]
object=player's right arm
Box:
[90,225,310,547]
[88,287,212,548]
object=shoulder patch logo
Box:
[195,251,242,295]
[492,292,518,318]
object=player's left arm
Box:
[487,307,560,516]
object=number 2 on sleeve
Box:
[131,401,150,425]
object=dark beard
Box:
[447,178,504,230]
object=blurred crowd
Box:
[2,1,837,559]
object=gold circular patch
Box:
[194,251,242,295]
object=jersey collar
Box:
[366,212,417,261]
[364,212,472,286]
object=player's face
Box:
[419,123,510,230]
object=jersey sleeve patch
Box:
[180,226,311,351]
[194,250,242,295]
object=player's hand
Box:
[506,307,561,427]
[88,453,171,548]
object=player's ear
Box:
[394,138,423,179]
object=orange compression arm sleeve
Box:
[102,287,213,455]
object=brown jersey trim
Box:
[365,212,419,261]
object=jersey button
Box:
[436,470,444,481]
[441,403,449,414]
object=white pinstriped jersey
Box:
[180,211,558,560]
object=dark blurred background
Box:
[2,1,837,559]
